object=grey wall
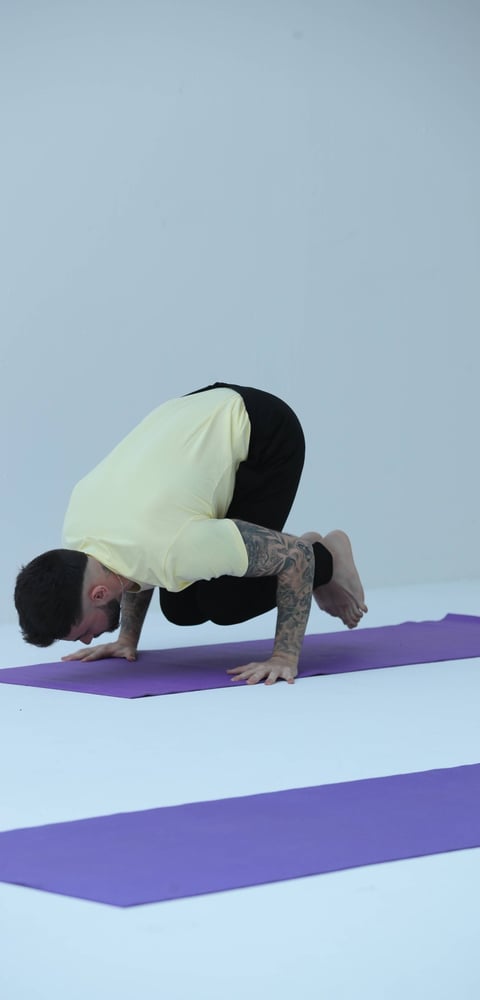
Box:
[1,0,479,624]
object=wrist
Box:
[118,627,140,644]
[272,648,299,668]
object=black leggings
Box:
[159,383,333,626]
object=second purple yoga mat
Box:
[1,614,480,698]
[0,763,479,906]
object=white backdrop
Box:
[1,0,479,625]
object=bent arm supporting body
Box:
[231,519,315,680]
[119,588,154,647]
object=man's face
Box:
[65,598,121,645]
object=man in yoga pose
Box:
[15,383,367,685]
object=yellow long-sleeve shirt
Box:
[62,388,251,591]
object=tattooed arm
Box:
[119,589,154,649]
[62,589,154,663]
[227,520,315,685]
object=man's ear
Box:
[89,584,109,604]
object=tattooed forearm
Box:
[232,519,315,663]
[274,550,314,660]
[120,589,154,644]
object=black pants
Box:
[159,383,333,626]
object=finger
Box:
[63,651,102,662]
[62,648,110,662]
[230,670,260,683]
[230,666,266,684]
[246,668,269,685]
[264,670,280,685]
[226,662,259,677]
[265,669,296,685]
[266,668,296,685]
[61,651,93,662]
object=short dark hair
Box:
[14,549,88,646]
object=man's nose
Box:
[81,636,93,645]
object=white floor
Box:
[1,579,480,1000]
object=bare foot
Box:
[301,530,368,629]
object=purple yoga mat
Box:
[1,614,480,699]
[0,763,479,906]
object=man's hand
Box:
[227,653,298,686]
[61,590,154,663]
[61,638,138,663]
